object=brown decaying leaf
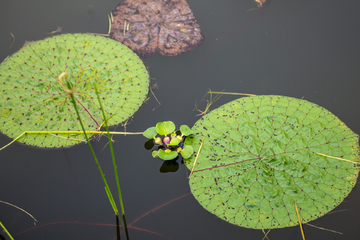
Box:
[110,0,204,58]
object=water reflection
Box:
[144,138,184,173]
[160,159,180,173]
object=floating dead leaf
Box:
[110,0,204,58]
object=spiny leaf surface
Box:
[0,33,149,148]
[184,95,360,229]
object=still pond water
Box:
[1,0,360,239]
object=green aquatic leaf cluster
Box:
[0,33,149,148]
[184,95,360,229]
[143,121,194,160]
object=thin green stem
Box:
[94,84,129,239]
[0,130,143,151]
[0,221,14,240]
[67,83,118,215]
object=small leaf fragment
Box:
[151,150,158,158]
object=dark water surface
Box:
[1,0,360,239]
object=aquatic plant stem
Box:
[294,200,305,240]
[207,90,256,96]
[261,229,270,240]
[0,200,37,223]
[66,80,118,215]
[0,221,14,240]
[14,221,171,240]
[0,130,143,151]
[316,152,360,164]
[94,84,129,239]
[304,222,342,235]
[195,90,222,116]
[188,136,205,179]
[15,193,192,239]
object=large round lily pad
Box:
[184,95,360,229]
[0,33,149,148]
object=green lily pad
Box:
[184,95,360,229]
[0,33,149,148]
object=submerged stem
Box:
[67,76,118,215]
[94,84,129,239]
